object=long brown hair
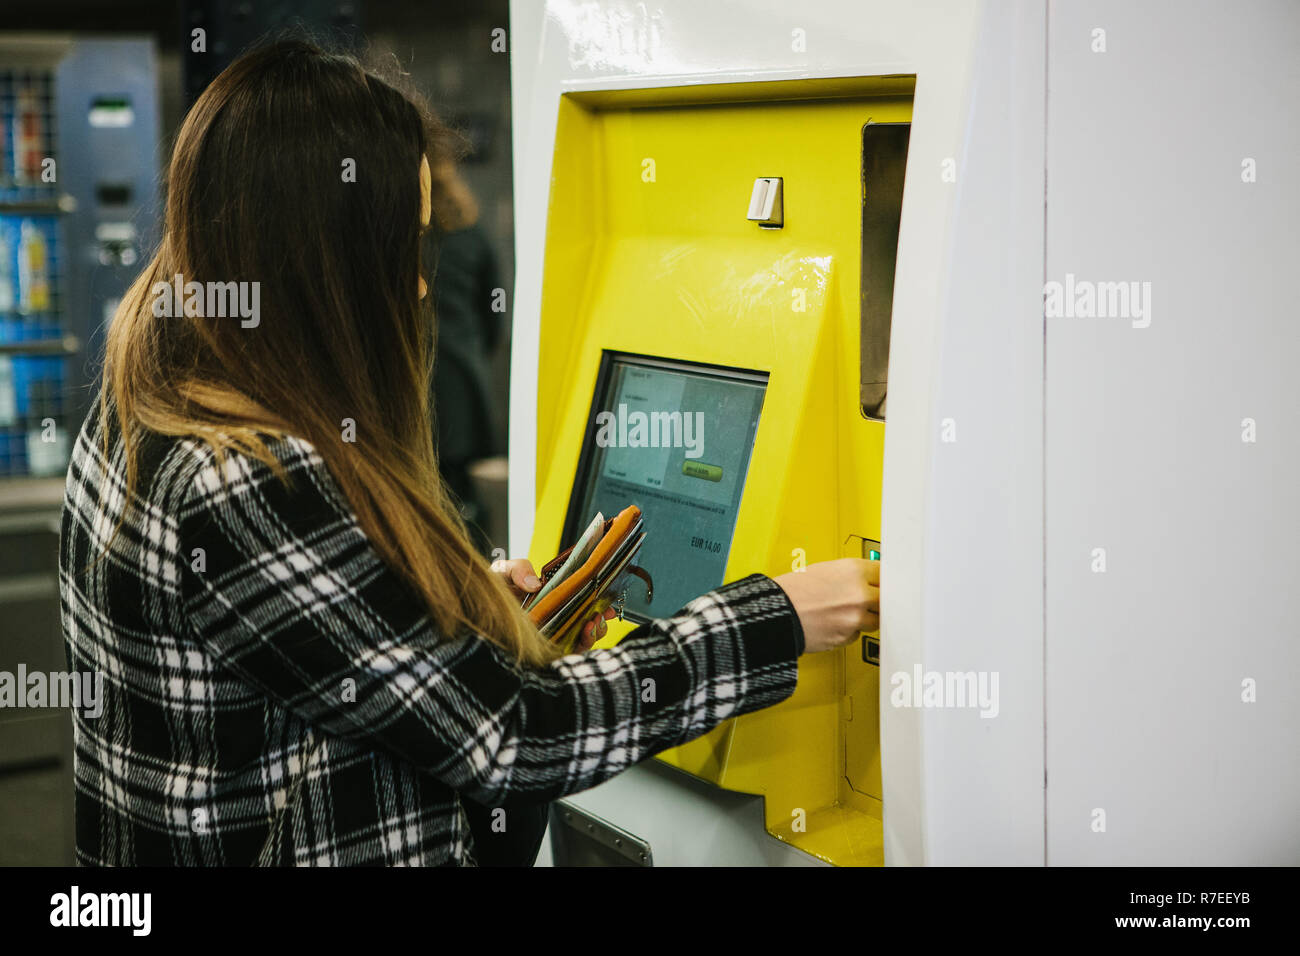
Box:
[101,38,559,666]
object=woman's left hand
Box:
[491,558,544,601]
[491,558,616,653]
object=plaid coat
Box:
[59,411,803,866]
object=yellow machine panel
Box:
[530,78,912,866]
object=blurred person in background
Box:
[424,157,503,558]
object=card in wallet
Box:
[523,505,653,653]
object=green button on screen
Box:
[681,461,724,482]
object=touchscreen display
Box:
[564,353,767,620]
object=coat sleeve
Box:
[176,437,801,805]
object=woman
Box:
[59,39,879,866]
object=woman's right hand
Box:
[773,558,880,655]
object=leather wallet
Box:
[523,505,653,652]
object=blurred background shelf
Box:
[0,1,517,865]
[0,197,74,215]
[0,30,158,865]
[0,335,78,356]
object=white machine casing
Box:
[508,0,1300,866]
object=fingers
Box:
[861,559,880,631]
[865,558,880,586]
[579,608,613,655]
[490,558,542,596]
[853,587,880,633]
[512,560,542,592]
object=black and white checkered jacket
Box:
[58,408,803,866]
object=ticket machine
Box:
[523,78,911,866]
[510,0,1300,868]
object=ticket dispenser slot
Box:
[860,123,911,421]
[530,78,913,866]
